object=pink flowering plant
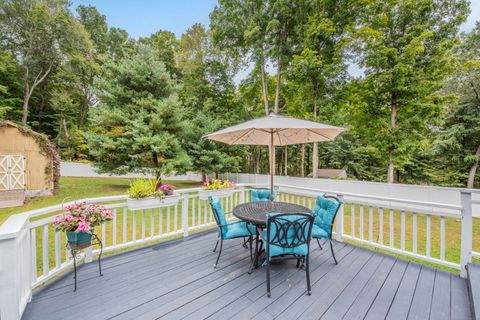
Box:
[52,202,114,233]
[157,184,176,196]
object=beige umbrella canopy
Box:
[205,113,345,205]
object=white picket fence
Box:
[0,183,478,320]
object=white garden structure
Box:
[0,178,479,320]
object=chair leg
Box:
[213,239,219,252]
[249,235,253,262]
[266,257,271,298]
[296,258,300,268]
[214,239,223,268]
[316,238,323,250]
[305,255,311,295]
[242,237,248,248]
[329,240,338,264]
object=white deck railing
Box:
[0,183,477,320]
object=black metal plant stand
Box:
[66,233,103,291]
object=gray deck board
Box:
[22,232,471,320]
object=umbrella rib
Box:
[306,128,333,141]
[276,129,284,146]
[229,129,253,145]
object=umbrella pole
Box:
[270,131,274,210]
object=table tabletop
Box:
[232,201,313,225]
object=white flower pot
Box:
[198,188,235,200]
[127,195,180,210]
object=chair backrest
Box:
[208,196,227,228]
[313,195,342,237]
[266,213,313,257]
[250,187,279,202]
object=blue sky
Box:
[70,0,479,39]
[70,0,218,38]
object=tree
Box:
[176,24,245,178]
[288,0,356,177]
[0,0,91,124]
[435,22,480,188]
[140,30,179,76]
[86,45,191,180]
[350,0,469,183]
[211,0,272,115]
[0,49,22,119]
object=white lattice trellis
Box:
[0,155,25,191]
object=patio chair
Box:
[209,196,255,268]
[263,212,314,297]
[311,195,342,264]
[250,187,279,202]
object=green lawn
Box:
[0,177,201,224]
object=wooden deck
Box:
[22,231,472,320]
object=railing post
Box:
[460,191,473,278]
[0,217,32,320]
[336,194,344,242]
[181,194,189,237]
[240,187,245,204]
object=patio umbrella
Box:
[204,112,345,206]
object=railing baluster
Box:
[122,207,127,245]
[54,230,61,269]
[132,210,136,241]
[141,209,146,240]
[360,205,364,240]
[198,198,202,224]
[203,200,213,222]
[159,207,163,235]
[167,206,171,233]
[379,207,383,245]
[102,221,106,245]
[303,196,306,207]
[30,229,37,282]
[426,214,431,257]
[389,209,394,248]
[204,200,208,224]
[174,205,178,232]
[413,212,417,254]
[351,204,355,238]
[198,198,201,225]
[192,197,195,226]
[440,216,445,261]
[369,206,373,242]
[42,225,49,276]
[401,210,405,251]
[113,208,117,246]
[150,208,154,238]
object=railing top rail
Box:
[240,183,464,212]
[0,182,470,240]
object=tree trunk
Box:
[467,144,480,188]
[284,146,288,176]
[387,97,397,183]
[21,63,53,125]
[300,144,305,177]
[261,62,269,116]
[274,57,282,114]
[312,80,319,178]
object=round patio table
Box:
[233,201,312,273]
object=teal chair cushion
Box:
[263,213,311,259]
[312,224,329,239]
[312,195,341,237]
[209,196,228,226]
[209,196,254,239]
[250,188,278,202]
[224,222,256,239]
